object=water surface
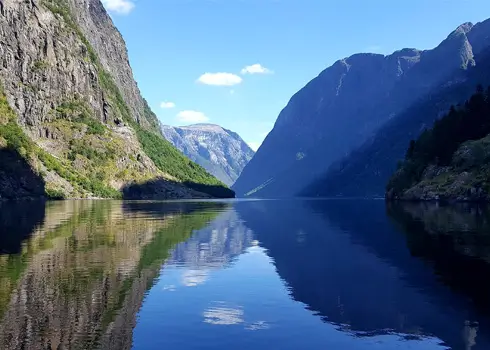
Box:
[1,199,490,349]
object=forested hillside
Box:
[387,86,490,201]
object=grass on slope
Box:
[135,106,235,198]
[0,88,120,199]
[38,0,233,198]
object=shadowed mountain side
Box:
[0,200,46,255]
[233,20,490,198]
[121,178,235,200]
[301,44,490,198]
[234,200,490,349]
[0,148,45,200]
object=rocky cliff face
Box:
[0,0,157,131]
[162,124,255,186]
[0,0,230,199]
[68,0,158,130]
[233,19,490,198]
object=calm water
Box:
[1,199,490,349]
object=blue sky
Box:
[102,0,490,150]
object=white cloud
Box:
[162,284,177,292]
[245,321,270,331]
[181,270,209,287]
[101,0,135,14]
[241,64,273,75]
[197,73,242,86]
[160,101,176,109]
[203,306,244,325]
[177,110,209,123]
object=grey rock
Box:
[68,0,158,129]
[162,124,255,186]
[0,0,157,130]
[0,0,212,199]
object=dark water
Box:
[1,199,490,349]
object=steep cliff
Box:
[162,124,255,186]
[0,0,232,199]
[233,19,490,198]
[303,45,490,198]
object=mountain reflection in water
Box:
[0,199,490,350]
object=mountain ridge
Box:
[233,18,490,198]
[162,123,254,186]
[302,30,490,198]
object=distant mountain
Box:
[233,19,490,198]
[162,124,255,186]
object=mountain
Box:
[162,124,255,186]
[302,40,490,199]
[0,0,232,199]
[233,19,490,198]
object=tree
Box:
[405,139,416,159]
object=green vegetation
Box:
[97,58,233,197]
[19,0,234,199]
[45,188,66,199]
[388,86,490,197]
[0,87,34,156]
[31,60,50,72]
[55,100,106,135]
[134,123,234,198]
[142,98,162,132]
[0,113,34,158]
[93,35,233,197]
[40,149,121,198]
[0,86,120,199]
